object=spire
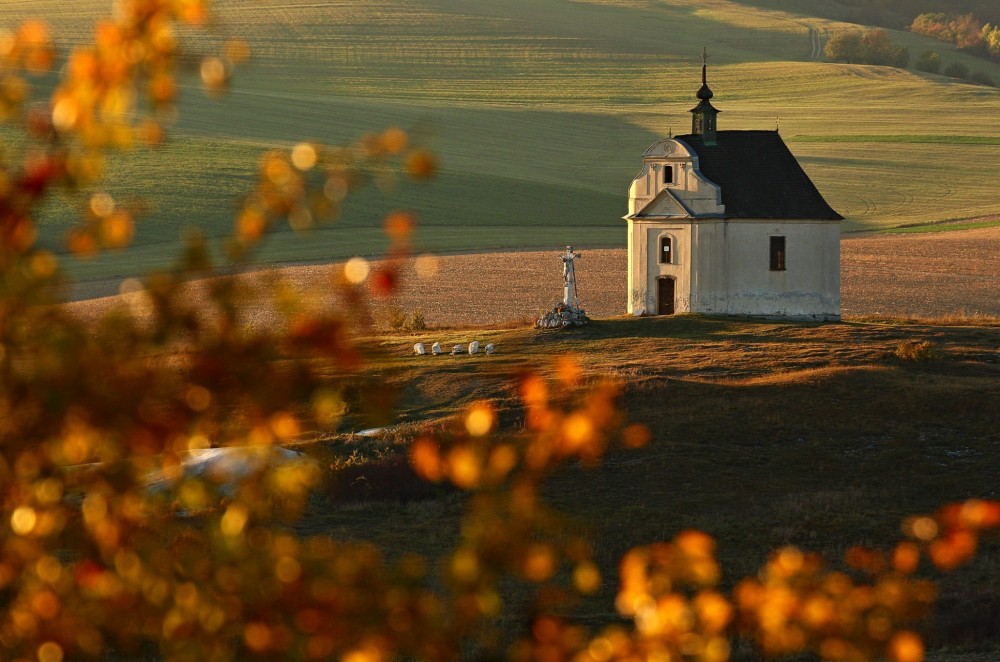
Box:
[690,48,720,146]
[697,47,713,100]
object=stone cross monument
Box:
[536,246,590,328]
[562,246,582,309]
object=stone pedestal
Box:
[535,302,590,329]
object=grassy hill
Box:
[734,0,1000,29]
[302,315,1000,659]
[5,0,1000,286]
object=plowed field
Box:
[68,226,1000,327]
[841,224,1000,319]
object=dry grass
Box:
[351,314,1000,658]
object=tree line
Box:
[823,26,996,87]
[908,13,999,85]
[824,28,909,68]
[765,0,1000,31]
[911,13,1000,58]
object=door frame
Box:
[657,277,675,315]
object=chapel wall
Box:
[688,220,840,319]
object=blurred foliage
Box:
[0,2,997,661]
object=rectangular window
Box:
[770,236,786,271]
[663,165,673,184]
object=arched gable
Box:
[627,139,724,218]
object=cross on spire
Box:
[690,48,720,145]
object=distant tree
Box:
[944,61,970,78]
[968,70,996,85]
[949,14,983,48]
[859,28,910,68]
[893,45,911,68]
[916,50,942,74]
[912,13,950,41]
[861,28,896,65]
[912,12,987,49]
[825,30,863,63]
[982,24,1000,56]
[951,13,987,48]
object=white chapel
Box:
[625,58,842,320]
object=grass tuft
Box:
[895,339,937,362]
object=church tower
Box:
[690,49,720,146]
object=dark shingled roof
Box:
[676,130,842,220]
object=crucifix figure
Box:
[561,246,582,309]
[536,245,589,328]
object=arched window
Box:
[663,165,673,184]
[659,236,673,264]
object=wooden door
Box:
[657,278,675,315]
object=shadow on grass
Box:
[528,314,833,343]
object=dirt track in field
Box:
[66,226,1000,327]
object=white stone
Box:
[485,343,495,355]
[468,341,480,355]
[431,342,443,355]
[451,344,464,355]
[413,342,426,355]
[144,447,315,499]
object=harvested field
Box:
[841,225,1000,319]
[66,226,1000,327]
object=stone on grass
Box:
[451,344,464,355]
[431,342,443,355]
[468,341,480,355]
[413,343,426,355]
[485,343,495,355]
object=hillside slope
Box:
[733,0,1000,28]
[299,316,1000,659]
[3,0,1000,284]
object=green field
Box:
[5,0,1000,287]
